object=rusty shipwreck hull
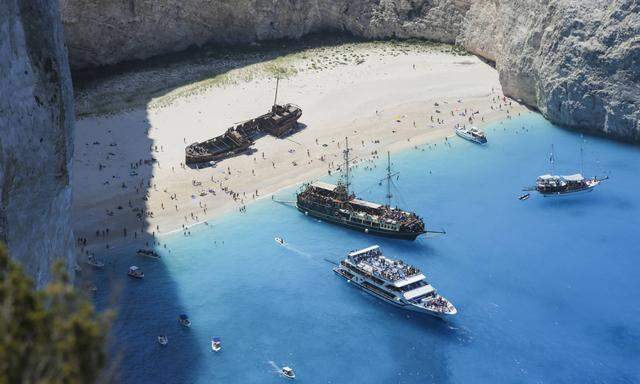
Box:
[185,103,302,165]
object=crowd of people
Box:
[74,84,521,265]
[350,247,422,282]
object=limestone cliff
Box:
[0,0,75,285]
[60,0,473,69]
[460,0,640,141]
[59,0,639,140]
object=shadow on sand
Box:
[72,103,206,382]
[72,33,366,117]
[73,33,343,383]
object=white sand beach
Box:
[72,42,529,254]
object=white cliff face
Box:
[0,0,75,286]
[60,0,639,140]
[60,0,473,69]
[460,0,640,141]
[0,1,632,282]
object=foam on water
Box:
[94,114,640,383]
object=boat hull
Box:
[297,204,423,241]
[455,130,487,144]
[539,184,597,197]
[333,268,452,318]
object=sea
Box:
[93,113,640,383]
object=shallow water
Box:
[94,114,640,383]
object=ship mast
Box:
[580,137,584,175]
[386,152,393,208]
[343,137,350,194]
[273,77,280,107]
[550,144,555,175]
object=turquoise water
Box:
[95,114,640,383]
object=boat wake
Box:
[277,241,315,261]
[268,361,283,375]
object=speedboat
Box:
[333,246,456,318]
[455,125,487,144]
[519,193,530,201]
[178,314,191,328]
[211,337,221,352]
[127,266,144,279]
[84,255,105,268]
[529,144,608,196]
[83,282,98,293]
[157,335,168,346]
[137,248,161,259]
[282,367,295,379]
[275,237,285,245]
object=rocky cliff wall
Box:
[460,0,640,141]
[60,0,639,141]
[60,0,473,69]
[0,0,75,286]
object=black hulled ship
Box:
[296,140,427,240]
[185,78,301,164]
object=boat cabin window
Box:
[400,280,427,292]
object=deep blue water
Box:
[94,114,640,383]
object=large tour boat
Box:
[455,125,487,144]
[333,246,457,318]
[535,174,604,196]
[185,78,301,164]
[529,144,607,196]
[296,142,427,240]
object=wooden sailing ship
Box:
[296,139,430,240]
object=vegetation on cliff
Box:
[0,245,110,383]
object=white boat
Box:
[455,125,487,144]
[282,367,295,379]
[334,246,457,318]
[83,282,98,293]
[127,266,144,279]
[136,248,161,259]
[178,314,191,328]
[83,254,105,268]
[275,237,285,245]
[535,173,604,196]
[157,335,168,346]
[530,144,607,196]
[211,337,221,352]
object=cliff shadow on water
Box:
[73,107,206,382]
[70,33,468,382]
[71,34,368,382]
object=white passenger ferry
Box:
[455,125,487,144]
[333,246,457,318]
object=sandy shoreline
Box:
[72,41,529,258]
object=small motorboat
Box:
[275,237,285,245]
[127,266,144,279]
[83,282,98,293]
[178,314,191,328]
[519,193,530,201]
[137,248,161,259]
[83,255,105,268]
[211,337,221,352]
[157,335,168,346]
[282,366,295,379]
